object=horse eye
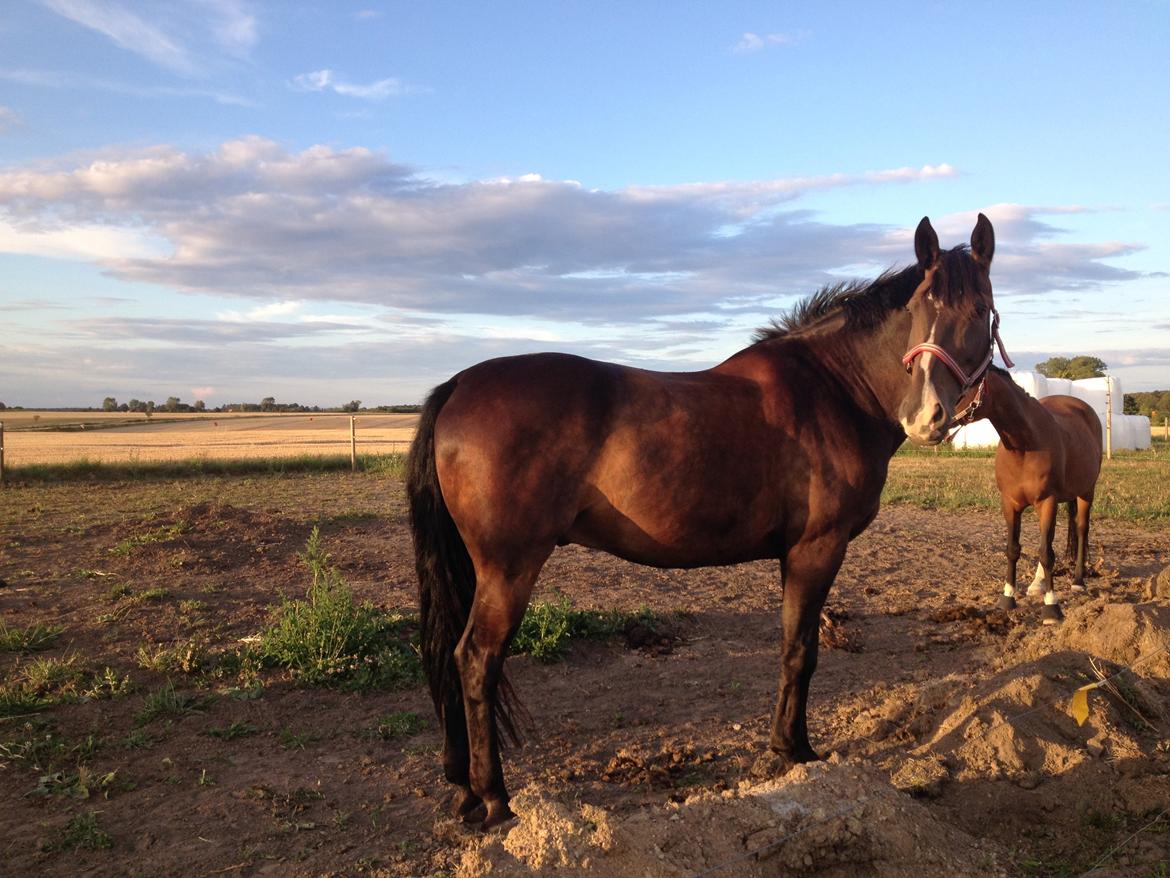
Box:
[975,302,988,317]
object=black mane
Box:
[752,244,979,344]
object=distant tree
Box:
[102,397,118,411]
[340,400,362,413]
[0,401,6,410]
[193,400,206,412]
[1035,355,1107,380]
[127,398,144,412]
[1126,390,1170,421]
[1124,395,1139,415]
[260,396,276,412]
[164,396,181,412]
[118,403,129,412]
[145,401,156,416]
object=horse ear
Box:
[971,213,995,267]
[915,216,940,270]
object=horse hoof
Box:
[997,595,1017,611]
[482,801,516,831]
[1040,604,1064,625]
[450,790,484,822]
[1071,583,1085,593]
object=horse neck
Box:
[982,371,1051,450]
[812,310,914,428]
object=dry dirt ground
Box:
[1,472,1168,877]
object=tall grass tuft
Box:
[258,527,421,690]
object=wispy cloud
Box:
[0,105,20,133]
[38,0,257,75]
[732,31,808,54]
[0,67,254,106]
[291,68,410,100]
[353,9,382,20]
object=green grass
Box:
[5,453,407,483]
[108,522,189,556]
[134,681,210,725]
[884,450,1170,522]
[135,639,207,674]
[42,811,113,852]
[367,711,428,741]
[0,621,65,653]
[206,720,259,741]
[258,528,422,690]
[511,594,664,662]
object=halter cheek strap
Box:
[901,307,1014,391]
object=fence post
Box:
[0,420,5,487]
[1105,380,1113,460]
[350,416,357,472]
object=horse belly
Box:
[565,479,778,568]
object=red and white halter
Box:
[901,307,1014,430]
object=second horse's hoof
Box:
[1040,603,1064,625]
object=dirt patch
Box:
[1,477,1168,876]
[459,761,1005,877]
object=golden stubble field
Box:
[0,412,421,465]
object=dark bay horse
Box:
[971,367,1103,623]
[408,215,1002,827]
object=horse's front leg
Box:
[769,536,846,768]
[999,501,1023,610]
[1035,497,1063,624]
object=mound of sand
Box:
[454,761,1005,877]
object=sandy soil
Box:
[0,473,1167,877]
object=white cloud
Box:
[38,0,257,75]
[292,69,410,100]
[732,31,807,54]
[0,138,1146,333]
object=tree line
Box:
[96,397,420,415]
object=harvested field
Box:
[1,469,1168,877]
[1,413,418,465]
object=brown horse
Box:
[407,215,1003,827]
[970,367,1103,623]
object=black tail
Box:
[406,378,523,744]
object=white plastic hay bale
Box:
[1010,371,1047,399]
[951,420,1001,449]
[1046,377,1073,397]
[1128,415,1152,450]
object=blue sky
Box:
[1,0,1168,408]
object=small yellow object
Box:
[1070,683,1099,726]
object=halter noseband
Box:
[901,307,1015,432]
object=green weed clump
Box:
[258,528,422,690]
[511,595,662,663]
[42,811,113,852]
[0,621,65,653]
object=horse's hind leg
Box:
[1064,500,1077,564]
[1036,497,1063,624]
[1071,495,1093,591]
[769,536,846,768]
[454,553,548,829]
[440,692,480,820]
[999,502,1022,610]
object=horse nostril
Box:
[931,403,945,426]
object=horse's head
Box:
[898,214,1000,445]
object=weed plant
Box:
[258,527,422,690]
[511,594,662,662]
